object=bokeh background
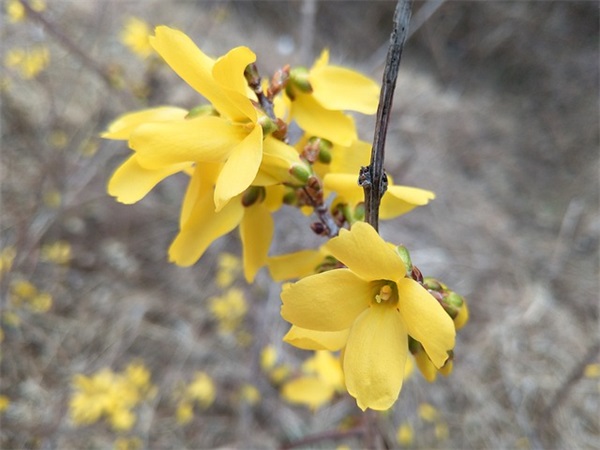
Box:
[1,1,598,449]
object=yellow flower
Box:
[324,173,435,220]
[239,384,261,405]
[260,345,277,372]
[0,395,10,413]
[176,401,194,425]
[286,50,379,146]
[216,252,241,288]
[186,372,215,409]
[0,246,17,278]
[4,46,50,79]
[105,26,302,212]
[121,17,153,59]
[6,0,24,22]
[418,402,439,422]
[41,240,71,264]
[281,222,455,410]
[209,288,247,333]
[396,422,414,446]
[280,351,344,410]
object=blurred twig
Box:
[361,0,413,231]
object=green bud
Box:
[353,203,365,222]
[186,104,218,119]
[241,186,265,207]
[396,245,413,273]
[289,67,313,93]
[423,277,444,292]
[318,148,331,164]
[258,115,278,135]
[289,163,311,184]
[282,190,297,205]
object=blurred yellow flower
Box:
[176,400,194,425]
[0,246,16,279]
[0,395,9,413]
[6,0,25,22]
[121,17,153,59]
[239,383,261,405]
[69,362,155,431]
[281,222,455,410]
[41,241,71,264]
[396,422,414,446]
[209,288,247,333]
[4,46,50,79]
[435,421,449,441]
[216,252,241,288]
[186,372,216,409]
[584,363,600,378]
[281,351,344,410]
[418,402,439,422]
[260,345,277,372]
[114,437,143,450]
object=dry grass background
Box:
[1,1,599,449]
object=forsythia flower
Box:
[4,46,50,79]
[103,26,306,281]
[281,222,455,410]
[209,288,247,333]
[121,17,153,59]
[286,50,380,145]
[281,351,345,410]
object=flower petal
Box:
[212,46,257,121]
[240,203,273,283]
[329,139,371,174]
[379,186,435,220]
[131,116,247,170]
[283,325,349,351]
[101,106,189,140]
[291,92,357,146]
[344,306,408,411]
[323,222,406,282]
[397,278,455,368]
[169,194,244,266]
[267,249,325,281]
[281,269,370,331]
[310,65,380,114]
[108,154,190,204]
[150,26,249,121]
[214,124,263,211]
[323,173,364,206]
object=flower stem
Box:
[361,0,413,231]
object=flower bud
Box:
[396,245,413,273]
[289,67,313,94]
[289,163,311,184]
[422,277,444,292]
[241,186,265,207]
[353,203,365,222]
[258,115,278,135]
[186,104,218,119]
[282,190,297,205]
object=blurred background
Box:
[1,1,598,448]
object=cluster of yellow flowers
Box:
[174,371,216,425]
[69,361,156,431]
[103,25,468,412]
[9,279,52,313]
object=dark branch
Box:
[361,0,413,231]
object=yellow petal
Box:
[454,301,469,330]
[267,249,325,281]
[255,136,304,186]
[281,269,370,331]
[149,26,248,122]
[283,325,349,351]
[131,116,247,170]
[379,186,435,220]
[323,173,364,206]
[311,48,329,70]
[169,194,244,266]
[323,222,405,282]
[344,306,408,411]
[101,106,189,140]
[291,92,357,146]
[414,350,437,382]
[240,203,273,283]
[397,278,455,368]
[310,65,380,114]
[212,46,257,121]
[214,124,263,211]
[329,139,371,175]
[108,154,190,204]
[179,164,221,227]
[281,376,335,410]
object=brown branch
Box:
[361,0,413,231]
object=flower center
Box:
[375,284,393,304]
